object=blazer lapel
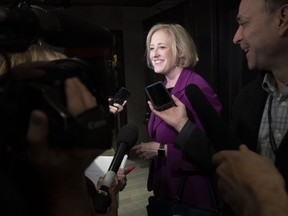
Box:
[171,68,192,99]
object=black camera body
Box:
[0,58,112,154]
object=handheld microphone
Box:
[185,84,240,151]
[0,7,112,52]
[94,123,138,213]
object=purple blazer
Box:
[147,68,222,209]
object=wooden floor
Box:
[118,153,153,216]
[85,148,152,216]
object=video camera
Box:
[0,2,113,52]
[0,1,114,154]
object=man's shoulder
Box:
[237,71,266,97]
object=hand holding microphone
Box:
[94,123,138,214]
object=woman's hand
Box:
[131,141,160,160]
[108,98,127,115]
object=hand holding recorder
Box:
[145,81,175,111]
[147,95,188,132]
[109,87,131,115]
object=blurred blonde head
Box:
[0,40,66,77]
[145,23,199,70]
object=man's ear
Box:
[278,4,288,36]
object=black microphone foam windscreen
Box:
[185,84,239,151]
[107,123,138,173]
[94,123,138,214]
[116,123,138,150]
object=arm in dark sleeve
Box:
[175,120,216,173]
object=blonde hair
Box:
[0,41,67,77]
[145,23,199,69]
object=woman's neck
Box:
[165,67,183,88]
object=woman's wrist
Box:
[158,143,166,157]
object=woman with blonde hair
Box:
[132,23,222,215]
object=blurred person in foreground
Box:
[0,41,121,215]
[212,145,288,216]
[0,62,118,216]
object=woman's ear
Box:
[278,4,288,36]
[178,51,184,58]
